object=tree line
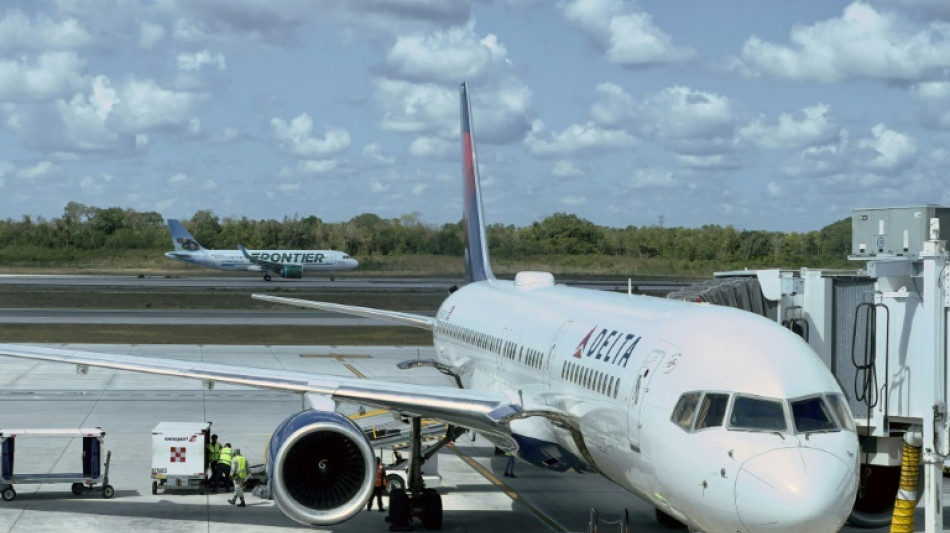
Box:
[0,202,853,270]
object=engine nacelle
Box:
[280,265,303,279]
[268,410,375,525]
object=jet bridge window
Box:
[791,396,838,433]
[730,396,787,432]
[671,392,701,431]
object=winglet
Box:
[460,82,495,283]
[167,219,205,252]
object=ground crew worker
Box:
[228,449,248,507]
[217,442,233,492]
[504,450,516,478]
[366,457,386,512]
[207,434,221,492]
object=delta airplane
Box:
[163,219,358,281]
[0,84,858,533]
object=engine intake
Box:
[280,265,303,278]
[268,410,374,525]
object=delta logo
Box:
[573,326,641,368]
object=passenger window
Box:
[826,394,855,432]
[695,393,729,430]
[671,392,701,430]
[791,396,838,433]
[730,396,787,431]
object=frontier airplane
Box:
[163,219,358,281]
[0,84,858,532]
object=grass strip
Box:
[0,325,432,345]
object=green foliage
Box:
[0,205,856,274]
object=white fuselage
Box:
[431,274,859,533]
[164,249,358,272]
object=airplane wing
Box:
[253,294,435,330]
[0,343,518,434]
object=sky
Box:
[1,0,950,232]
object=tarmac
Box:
[0,344,940,532]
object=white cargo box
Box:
[150,422,211,494]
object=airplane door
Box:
[545,321,573,392]
[627,349,666,452]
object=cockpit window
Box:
[671,392,701,430]
[791,396,837,433]
[826,393,856,432]
[730,396,787,431]
[695,393,730,430]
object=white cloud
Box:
[17,161,56,181]
[270,113,351,158]
[740,104,841,150]
[0,52,87,102]
[114,78,204,131]
[637,86,743,155]
[408,136,453,160]
[857,123,917,173]
[733,2,950,83]
[551,160,585,178]
[0,10,92,51]
[362,143,396,165]
[590,82,637,127]
[177,50,226,71]
[385,21,511,83]
[297,159,339,174]
[560,0,695,67]
[525,119,637,158]
[622,168,677,189]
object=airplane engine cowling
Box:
[280,265,303,278]
[268,410,375,525]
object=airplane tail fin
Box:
[167,219,206,252]
[460,82,495,283]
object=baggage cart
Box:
[150,422,211,495]
[0,427,113,501]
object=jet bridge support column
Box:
[921,221,948,533]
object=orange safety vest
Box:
[374,464,386,488]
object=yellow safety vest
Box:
[233,455,248,479]
[218,447,233,465]
[207,442,221,461]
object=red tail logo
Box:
[573,327,597,358]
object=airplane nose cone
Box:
[735,447,856,533]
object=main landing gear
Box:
[263,274,272,282]
[386,417,465,531]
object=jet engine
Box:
[267,410,375,525]
[280,265,303,278]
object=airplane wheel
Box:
[388,488,411,528]
[384,474,404,495]
[2,487,16,501]
[420,488,443,530]
[151,481,158,495]
[263,274,271,282]
[330,275,335,281]
[71,482,84,495]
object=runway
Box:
[0,274,688,293]
[0,343,936,532]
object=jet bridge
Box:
[668,205,950,531]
